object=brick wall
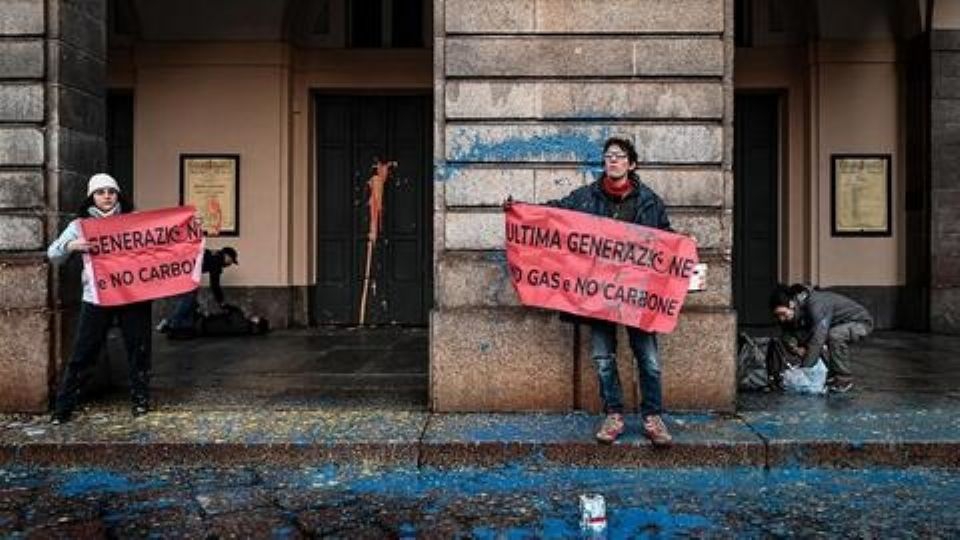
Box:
[431,0,736,412]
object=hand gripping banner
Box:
[80,206,205,306]
[505,203,698,333]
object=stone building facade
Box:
[0,0,956,413]
[430,0,736,411]
[1,0,107,410]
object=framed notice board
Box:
[831,154,891,237]
[179,154,239,236]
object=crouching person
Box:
[769,284,874,393]
[46,174,153,424]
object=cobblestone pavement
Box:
[2,464,959,538]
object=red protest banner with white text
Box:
[80,206,205,306]
[505,203,698,333]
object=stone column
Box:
[431,0,736,412]
[0,0,107,412]
[931,30,960,334]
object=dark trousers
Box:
[54,301,153,414]
[168,289,198,330]
[825,321,872,378]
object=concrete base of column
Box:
[430,307,736,413]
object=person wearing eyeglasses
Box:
[545,137,674,446]
[46,173,153,424]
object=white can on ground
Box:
[579,494,607,533]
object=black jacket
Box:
[547,177,672,231]
[201,249,228,304]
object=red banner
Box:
[80,206,205,306]
[505,203,698,333]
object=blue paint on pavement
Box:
[58,469,164,498]
[613,505,713,536]
[7,464,960,537]
[272,525,300,539]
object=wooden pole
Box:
[359,235,374,325]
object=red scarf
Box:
[602,176,633,200]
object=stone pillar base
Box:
[576,309,736,413]
[931,288,960,334]
[0,257,52,412]
[430,307,736,413]
[430,307,575,411]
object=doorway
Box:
[734,93,780,327]
[313,94,433,326]
[106,91,134,197]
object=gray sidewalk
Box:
[1,330,959,469]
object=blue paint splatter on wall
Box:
[447,127,615,163]
[434,163,465,182]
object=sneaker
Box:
[827,377,854,393]
[642,415,673,447]
[595,413,625,444]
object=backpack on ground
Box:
[198,304,270,337]
[737,333,772,391]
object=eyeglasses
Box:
[93,188,118,196]
[603,152,629,161]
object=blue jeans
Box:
[590,321,663,417]
[168,290,198,330]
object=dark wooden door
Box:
[314,95,432,325]
[106,91,134,198]
[734,94,780,327]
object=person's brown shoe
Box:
[642,415,673,447]
[595,413,625,444]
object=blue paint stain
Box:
[448,128,613,163]
[484,251,507,263]
[397,522,417,538]
[541,517,578,538]
[58,469,164,498]
[5,464,960,537]
[612,505,713,536]
[272,525,300,539]
[472,526,497,539]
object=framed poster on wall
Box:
[831,154,891,237]
[179,154,239,237]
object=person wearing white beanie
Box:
[46,172,152,424]
[86,173,121,196]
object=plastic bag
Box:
[781,358,827,395]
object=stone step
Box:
[2,410,958,470]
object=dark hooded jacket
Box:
[201,249,229,304]
[547,176,672,231]
[788,285,874,366]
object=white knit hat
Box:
[87,173,120,196]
